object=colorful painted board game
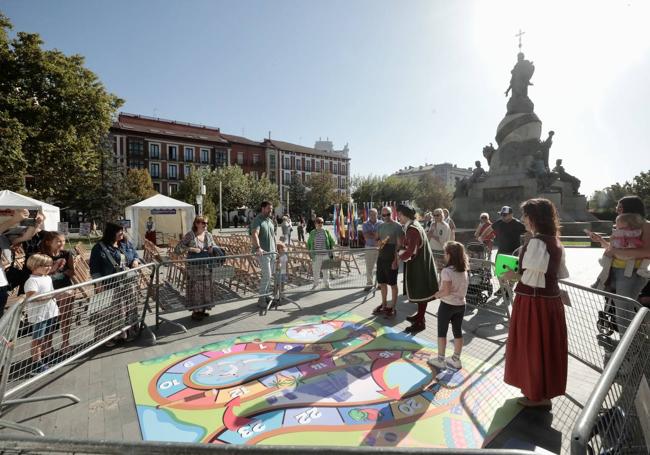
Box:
[128,313,522,448]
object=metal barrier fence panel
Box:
[571,307,650,454]
[0,436,538,455]
[559,280,641,373]
[0,263,155,402]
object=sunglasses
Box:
[381,213,390,217]
[433,214,442,217]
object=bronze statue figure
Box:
[552,159,581,194]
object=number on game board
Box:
[237,421,265,438]
[230,387,248,398]
[183,361,194,368]
[159,379,181,390]
[295,407,322,424]
[398,398,422,415]
[379,351,393,358]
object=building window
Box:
[324,161,330,172]
[269,154,276,168]
[150,163,160,179]
[127,139,144,169]
[296,159,301,171]
[184,147,194,162]
[200,148,210,164]
[284,172,291,185]
[237,151,244,165]
[315,161,321,172]
[168,164,178,180]
[169,183,178,195]
[149,143,160,159]
[216,150,227,167]
[168,145,178,161]
[341,164,346,174]
[184,164,191,178]
[283,156,290,169]
[253,154,260,165]
[269,170,276,183]
[153,182,160,192]
[332,162,338,174]
[305,160,311,172]
[251,171,259,180]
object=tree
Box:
[207,165,250,214]
[414,175,453,212]
[287,175,308,217]
[307,172,337,217]
[589,169,650,218]
[124,169,157,205]
[351,175,382,205]
[0,112,27,190]
[0,13,122,207]
[248,174,279,212]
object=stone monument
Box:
[452,31,597,228]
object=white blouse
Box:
[520,238,569,288]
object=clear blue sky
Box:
[3,0,650,195]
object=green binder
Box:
[495,254,519,278]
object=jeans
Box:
[258,254,276,297]
[364,249,379,285]
[610,267,648,333]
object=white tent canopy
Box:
[124,194,196,248]
[0,190,61,231]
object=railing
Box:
[571,307,650,454]
[0,264,156,436]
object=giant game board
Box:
[128,313,522,448]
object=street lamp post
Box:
[196,174,206,216]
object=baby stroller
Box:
[465,242,494,306]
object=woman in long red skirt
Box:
[503,198,569,408]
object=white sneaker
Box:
[311,282,320,290]
[323,283,331,290]
[427,357,446,370]
[446,357,462,369]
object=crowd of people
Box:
[1,193,648,407]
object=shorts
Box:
[281,273,288,283]
[437,302,465,338]
[32,317,57,340]
[377,260,398,286]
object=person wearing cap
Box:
[372,206,404,318]
[478,206,527,256]
[396,204,439,333]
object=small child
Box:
[24,254,60,374]
[276,242,288,286]
[427,241,469,370]
[593,214,649,289]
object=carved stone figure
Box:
[454,178,469,198]
[505,52,535,115]
[553,159,581,194]
[482,143,496,167]
[539,131,554,171]
[469,161,487,183]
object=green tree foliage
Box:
[413,175,453,212]
[287,174,308,217]
[0,111,27,190]
[589,170,650,218]
[207,165,250,214]
[124,169,157,205]
[248,174,279,211]
[307,172,337,217]
[0,13,122,205]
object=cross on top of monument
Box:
[516,29,526,51]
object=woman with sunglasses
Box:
[474,212,495,260]
[175,216,219,320]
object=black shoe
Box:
[406,314,418,323]
[364,286,373,292]
[404,322,425,333]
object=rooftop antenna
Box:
[268,131,271,140]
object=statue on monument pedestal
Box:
[453,160,487,198]
[504,52,535,115]
[539,130,554,171]
[482,143,496,167]
[528,151,554,191]
[553,159,581,194]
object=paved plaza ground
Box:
[0,247,611,453]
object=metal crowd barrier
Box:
[571,307,650,454]
[559,280,641,373]
[0,264,156,436]
[0,435,536,455]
